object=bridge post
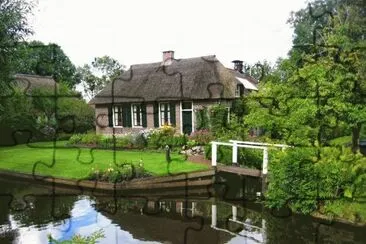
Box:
[262,147,268,194]
[232,206,237,221]
[211,204,217,227]
[232,141,238,166]
[211,142,217,167]
[262,148,268,174]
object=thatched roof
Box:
[89,55,242,104]
[13,74,57,94]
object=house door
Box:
[181,102,193,135]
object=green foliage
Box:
[68,134,82,144]
[266,148,322,213]
[13,41,78,88]
[80,134,102,145]
[48,229,105,244]
[1,83,94,143]
[195,107,210,130]
[266,147,366,214]
[146,127,187,150]
[0,0,34,94]
[68,131,184,150]
[329,136,352,147]
[0,89,35,130]
[76,56,125,99]
[187,139,199,148]
[209,105,229,135]
[204,143,263,168]
[245,1,366,151]
[323,200,366,223]
[238,148,263,169]
[87,163,150,183]
[188,129,214,145]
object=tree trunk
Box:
[351,123,361,154]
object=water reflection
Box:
[6,197,161,244]
[0,178,365,244]
[211,204,264,243]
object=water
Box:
[0,178,365,244]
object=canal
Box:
[0,177,365,244]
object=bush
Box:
[204,142,264,168]
[265,147,365,215]
[146,127,186,150]
[86,163,151,183]
[132,133,148,149]
[68,134,83,145]
[80,134,102,145]
[115,134,133,148]
[188,129,214,145]
[99,136,115,148]
[209,105,229,135]
[68,129,187,150]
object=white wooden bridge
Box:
[210,140,291,179]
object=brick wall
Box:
[94,100,233,135]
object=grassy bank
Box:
[0,141,208,179]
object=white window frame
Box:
[112,105,123,128]
[180,101,194,134]
[131,103,143,128]
[159,102,171,127]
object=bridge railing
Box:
[210,140,291,175]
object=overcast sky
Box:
[28,0,309,69]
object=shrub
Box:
[99,136,115,148]
[195,106,210,130]
[204,142,263,168]
[188,129,214,145]
[146,127,186,150]
[86,163,151,183]
[80,133,102,145]
[115,134,133,148]
[209,105,229,135]
[265,147,364,215]
[160,124,175,136]
[132,133,148,149]
[238,148,263,169]
[68,134,82,145]
[187,140,199,148]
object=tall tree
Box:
[13,41,78,88]
[0,0,34,92]
[77,56,125,100]
[245,0,366,152]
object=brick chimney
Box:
[232,60,243,73]
[162,50,174,65]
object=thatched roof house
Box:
[13,74,58,94]
[90,51,258,135]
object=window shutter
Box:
[122,103,132,127]
[170,102,176,126]
[108,105,113,127]
[142,104,147,127]
[153,103,159,128]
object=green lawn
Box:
[0,141,208,179]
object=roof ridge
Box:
[130,55,217,68]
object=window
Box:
[132,104,143,127]
[160,103,171,126]
[235,84,241,97]
[113,105,123,127]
